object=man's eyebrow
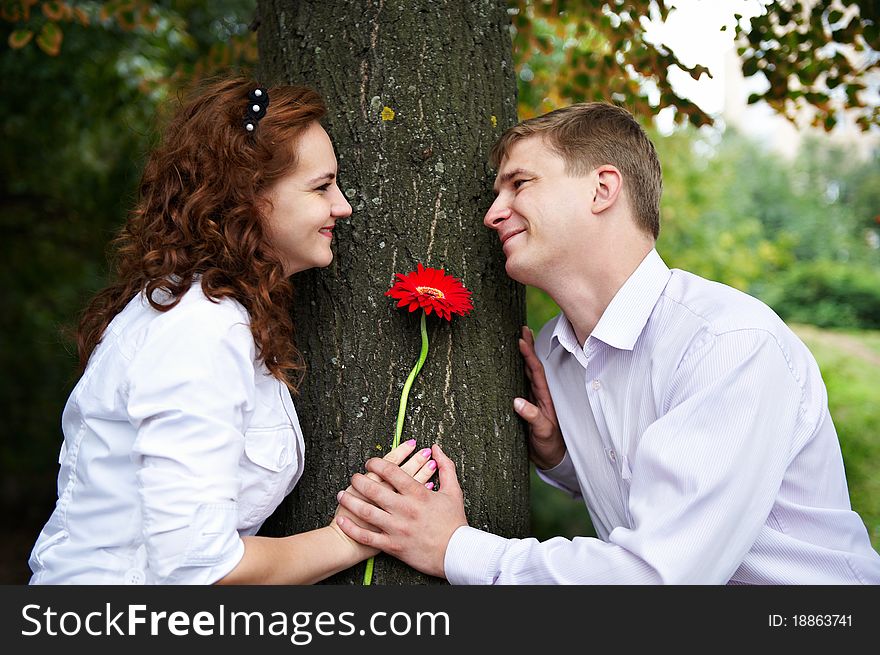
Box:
[306,172,336,185]
[493,167,538,193]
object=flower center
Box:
[416,285,445,299]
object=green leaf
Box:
[574,72,591,87]
[8,29,34,49]
[41,1,65,21]
[35,21,63,56]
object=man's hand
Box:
[330,440,436,557]
[515,326,566,470]
[335,444,467,579]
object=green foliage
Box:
[9,3,878,129]
[530,467,595,540]
[762,260,880,329]
[1,18,154,472]
[735,1,880,131]
[511,0,879,130]
[654,128,795,292]
[654,127,880,302]
[511,0,711,126]
[525,285,560,334]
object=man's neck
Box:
[541,243,653,347]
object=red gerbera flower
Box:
[364,263,472,586]
[385,263,473,321]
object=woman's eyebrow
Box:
[306,172,336,185]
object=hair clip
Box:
[243,87,270,133]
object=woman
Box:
[29,77,435,584]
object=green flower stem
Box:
[364,311,430,585]
[393,311,429,448]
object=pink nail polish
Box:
[428,460,437,471]
[419,448,432,458]
[425,482,435,490]
[405,438,417,447]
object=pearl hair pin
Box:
[243,87,270,133]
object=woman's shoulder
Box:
[169,281,251,327]
[119,281,254,360]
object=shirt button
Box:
[124,568,145,585]
[607,448,617,463]
[592,379,601,390]
[277,447,289,467]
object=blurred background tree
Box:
[1,0,878,581]
[0,0,259,581]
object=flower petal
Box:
[387,263,474,319]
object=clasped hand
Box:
[329,439,436,557]
[335,444,467,579]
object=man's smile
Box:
[500,227,526,247]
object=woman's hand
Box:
[329,439,436,557]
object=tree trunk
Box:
[256,0,529,585]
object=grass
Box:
[789,324,880,550]
[850,330,880,358]
[528,304,880,552]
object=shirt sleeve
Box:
[535,451,582,499]
[445,329,811,584]
[126,298,255,585]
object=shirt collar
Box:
[549,311,580,356]
[548,249,671,355]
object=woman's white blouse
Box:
[29,284,305,584]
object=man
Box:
[336,103,880,584]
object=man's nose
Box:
[484,196,511,229]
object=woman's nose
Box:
[333,188,353,218]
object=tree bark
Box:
[256,0,529,584]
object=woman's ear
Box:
[591,165,623,214]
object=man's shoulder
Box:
[659,269,786,337]
[660,270,828,423]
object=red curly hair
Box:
[76,76,327,390]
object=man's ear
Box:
[591,165,623,214]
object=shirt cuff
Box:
[208,537,246,584]
[157,502,246,584]
[535,450,581,498]
[444,525,509,585]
